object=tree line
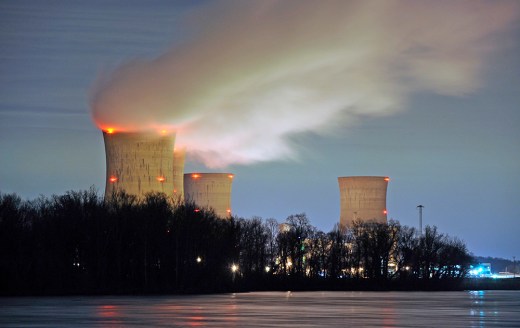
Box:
[0,189,473,295]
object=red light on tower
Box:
[384,177,390,182]
[226,209,231,213]
[109,176,118,183]
[157,176,165,182]
[192,174,200,179]
[383,209,388,215]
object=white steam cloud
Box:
[91,0,518,168]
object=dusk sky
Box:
[1,0,519,259]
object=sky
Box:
[1,0,519,259]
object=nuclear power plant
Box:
[184,173,234,218]
[338,176,389,227]
[103,130,175,200]
[101,131,391,224]
[102,129,234,218]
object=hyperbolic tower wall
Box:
[338,176,389,227]
[172,147,186,201]
[103,131,175,200]
[184,173,234,218]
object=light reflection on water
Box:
[1,290,519,327]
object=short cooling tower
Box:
[184,173,234,218]
[172,147,186,201]
[338,176,389,227]
[103,130,175,200]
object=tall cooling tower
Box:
[184,173,234,218]
[338,176,389,227]
[172,148,186,201]
[103,130,175,200]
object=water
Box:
[1,291,519,327]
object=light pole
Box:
[417,205,424,236]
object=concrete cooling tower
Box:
[172,148,186,201]
[103,130,175,200]
[184,173,234,218]
[338,176,389,227]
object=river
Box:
[1,290,519,327]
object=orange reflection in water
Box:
[96,304,123,325]
[186,316,205,326]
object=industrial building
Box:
[184,173,234,218]
[103,130,175,200]
[338,176,389,227]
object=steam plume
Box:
[91,0,518,168]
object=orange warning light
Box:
[226,209,231,213]
[383,209,388,215]
[194,209,200,213]
[109,176,118,183]
[157,176,165,182]
[192,174,200,179]
[384,177,390,182]
[106,128,115,134]
[228,174,234,179]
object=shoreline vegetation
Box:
[1,188,518,296]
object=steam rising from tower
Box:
[90,1,518,168]
[338,176,389,227]
[103,130,175,200]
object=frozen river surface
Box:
[1,290,519,327]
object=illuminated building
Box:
[103,130,175,200]
[338,176,389,227]
[184,173,234,218]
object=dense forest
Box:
[1,188,475,295]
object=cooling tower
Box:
[338,176,389,227]
[103,130,175,200]
[184,173,234,218]
[172,147,186,201]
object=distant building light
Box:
[109,176,118,183]
[157,176,165,182]
[384,177,390,182]
[228,174,234,179]
[192,174,200,179]
[383,209,388,215]
[194,209,200,213]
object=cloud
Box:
[90,0,519,168]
